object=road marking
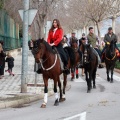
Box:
[64,112,86,120]
[96,76,104,82]
[113,75,120,82]
[74,77,85,83]
[74,76,104,83]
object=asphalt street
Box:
[0,68,120,120]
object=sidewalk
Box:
[0,50,54,109]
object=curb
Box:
[0,84,71,109]
[0,91,54,109]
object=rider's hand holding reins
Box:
[49,43,55,46]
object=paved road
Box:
[0,68,120,120]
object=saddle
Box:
[52,47,69,74]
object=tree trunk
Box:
[96,22,101,39]
[112,16,116,33]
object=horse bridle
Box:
[32,42,58,71]
[105,43,116,61]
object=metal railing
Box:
[0,35,22,51]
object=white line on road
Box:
[64,112,86,120]
[74,75,120,83]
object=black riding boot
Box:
[36,63,42,74]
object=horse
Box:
[70,41,81,80]
[104,41,117,83]
[32,38,75,108]
[80,43,98,93]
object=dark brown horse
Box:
[32,39,75,108]
[70,41,81,80]
[105,41,117,83]
[80,43,98,93]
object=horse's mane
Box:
[42,40,55,54]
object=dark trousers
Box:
[56,43,68,67]
[0,65,4,75]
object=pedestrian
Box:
[5,52,14,76]
[0,43,6,79]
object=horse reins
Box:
[40,54,57,71]
[105,53,116,61]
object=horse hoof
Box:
[71,78,74,81]
[107,78,110,82]
[41,103,46,108]
[54,99,59,106]
[87,90,91,93]
[110,81,113,83]
[93,85,96,89]
[59,98,66,102]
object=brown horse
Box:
[70,41,81,80]
[80,43,98,93]
[104,41,117,83]
[32,39,75,108]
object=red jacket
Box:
[47,28,63,46]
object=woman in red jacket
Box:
[47,19,69,74]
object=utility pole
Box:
[21,0,29,93]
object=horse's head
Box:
[32,38,44,63]
[71,40,78,52]
[106,41,116,57]
[82,44,90,64]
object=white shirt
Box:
[53,28,58,36]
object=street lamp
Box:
[19,0,38,93]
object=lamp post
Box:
[19,0,38,93]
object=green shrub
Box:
[115,61,120,69]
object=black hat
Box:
[108,27,112,30]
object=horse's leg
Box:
[41,78,48,108]
[85,70,89,93]
[93,69,97,89]
[58,76,63,102]
[62,74,67,101]
[76,66,79,79]
[110,68,114,83]
[106,67,110,82]
[88,72,92,93]
[71,67,75,81]
[54,78,59,106]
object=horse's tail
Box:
[64,47,75,66]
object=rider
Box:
[47,19,70,74]
[101,27,120,55]
[87,27,101,64]
[68,32,82,62]
[61,35,68,48]
[68,32,78,46]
